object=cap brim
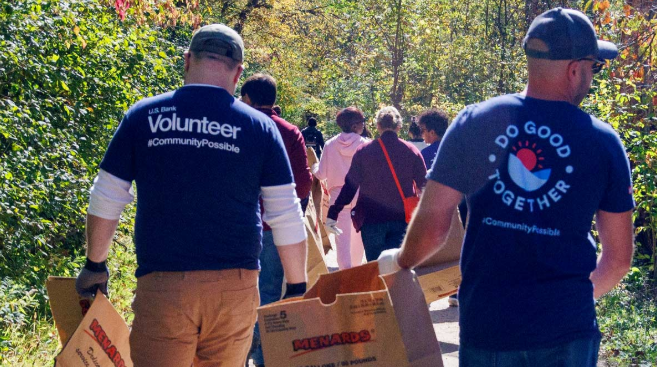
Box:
[597,40,618,61]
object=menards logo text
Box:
[88,319,127,367]
[292,330,372,352]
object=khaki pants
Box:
[130,269,259,367]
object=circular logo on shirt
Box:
[487,121,573,212]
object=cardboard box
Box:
[258,262,444,367]
[46,277,93,346]
[48,277,133,367]
[308,146,335,255]
[415,261,460,304]
[415,210,464,303]
[305,193,329,287]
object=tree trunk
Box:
[390,0,405,109]
[233,0,270,34]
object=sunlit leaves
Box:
[0,0,185,340]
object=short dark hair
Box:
[308,117,317,127]
[336,107,364,133]
[240,73,277,106]
[417,109,448,138]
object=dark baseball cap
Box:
[189,24,244,62]
[523,8,618,62]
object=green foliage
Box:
[0,0,188,343]
[597,267,657,365]
[584,0,657,278]
[1,236,138,365]
[1,0,656,365]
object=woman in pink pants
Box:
[315,107,369,269]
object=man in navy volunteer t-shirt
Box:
[75,24,307,367]
[377,8,634,366]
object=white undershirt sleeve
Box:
[261,183,307,246]
[87,169,134,220]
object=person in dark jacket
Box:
[301,117,325,158]
[327,106,427,261]
[241,73,312,367]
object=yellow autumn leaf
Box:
[73,25,80,35]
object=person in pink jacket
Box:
[315,107,369,269]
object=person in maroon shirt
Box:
[327,106,427,261]
[240,73,312,367]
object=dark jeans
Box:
[360,220,408,261]
[251,231,283,365]
[460,335,601,367]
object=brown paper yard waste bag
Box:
[305,188,329,287]
[48,277,133,367]
[307,146,335,254]
[258,262,444,367]
[414,209,465,304]
[46,277,93,346]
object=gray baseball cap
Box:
[189,24,244,62]
[523,8,618,61]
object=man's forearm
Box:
[86,214,119,262]
[590,255,631,299]
[590,209,634,299]
[398,180,462,269]
[398,205,454,269]
[277,240,308,284]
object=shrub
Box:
[0,0,188,335]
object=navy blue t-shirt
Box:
[100,85,293,277]
[421,141,439,168]
[428,94,634,350]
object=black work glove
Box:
[75,258,109,298]
[282,282,307,299]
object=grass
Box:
[0,235,137,366]
[596,266,657,366]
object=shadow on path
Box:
[439,342,460,354]
[430,305,459,324]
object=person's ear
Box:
[233,65,244,86]
[184,51,191,73]
[566,60,581,87]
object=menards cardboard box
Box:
[47,277,133,367]
[258,263,443,367]
[46,277,93,346]
[415,210,464,304]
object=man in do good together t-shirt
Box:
[378,8,635,366]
